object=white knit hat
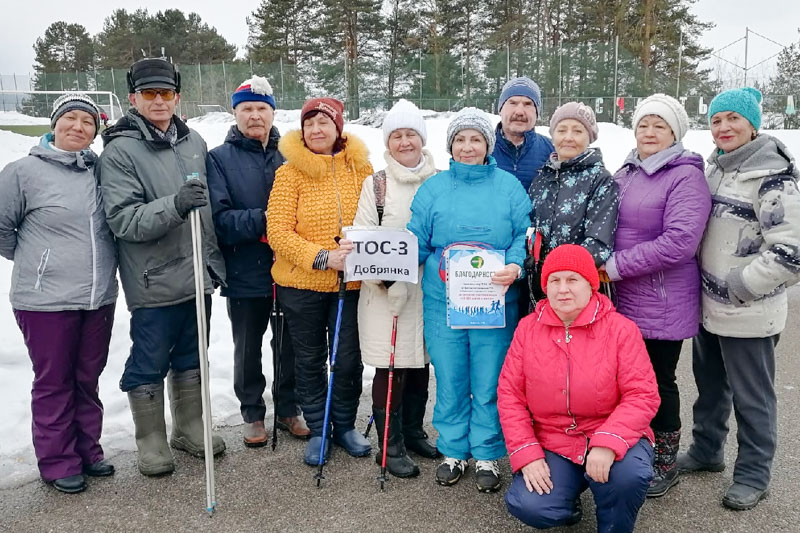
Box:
[382,99,427,146]
[446,107,495,155]
[632,94,689,141]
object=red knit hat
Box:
[301,97,344,134]
[540,244,600,291]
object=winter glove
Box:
[174,180,208,218]
[726,266,757,307]
[387,282,409,317]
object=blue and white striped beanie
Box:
[50,92,100,133]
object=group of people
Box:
[1,56,796,532]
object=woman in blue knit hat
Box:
[678,87,800,510]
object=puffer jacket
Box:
[207,125,283,298]
[497,293,659,472]
[700,133,800,337]
[97,110,225,311]
[605,143,711,340]
[529,148,619,267]
[492,123,554,192]
[267,129,373,292]
[407,156,531,306]
[354,150,437,368]
[0,137,118,311]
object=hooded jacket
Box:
[0,137,118,311]
[267,129,373,292]
[529,148,619,267]
[207,125,283,298]
[354,150,437,368]
[492,123,554,192]
[606,143,712,340]
[97,110,225,311]
[700,133,800,337]
[497,293,658,472]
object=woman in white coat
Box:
[353,99,440,477]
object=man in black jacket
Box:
[207,76,309,447]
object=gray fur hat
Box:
[446,107,495,155]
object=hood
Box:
[544,147,605,175]
[277,129,371,180]
[383,148,438,184]
[30,134,96,170]
[102,109,191,148]
[708,133,799,181]
[225,125,280,153]
[620,142,704,176]
[447,155,500,183]
[534,292,615,328]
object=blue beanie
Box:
[231,75,276,110]
[497,77,542,115]
[708,87,762,131]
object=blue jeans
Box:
[119,296,211,391]
[505,439,653,533]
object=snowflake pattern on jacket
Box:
[528,147,619,267]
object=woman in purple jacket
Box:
[603,94,711,498]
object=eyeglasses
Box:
[138,89,176,101]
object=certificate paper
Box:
[446,248,506,329]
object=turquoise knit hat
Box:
[708,87,763,131]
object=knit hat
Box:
[497,76,542,115]
[549,102,599,144]
[301,97,345,134]
[127,58,181,93]
[708,87,763,131]
[382,99,427,146]
[49,92,101,134]
[231,75,276,110]
[446,107,495,155]
[540,244,600,292]
[632,93,689,141]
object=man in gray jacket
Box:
[97,58,227,476]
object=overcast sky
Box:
[0,1,797,84]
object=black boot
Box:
[648,429,681,498]
[373,407,420,478]
[402,389,440,459]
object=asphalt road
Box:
[2,290,799,533]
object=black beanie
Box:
[127,58,181,93]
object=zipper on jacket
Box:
[34,248,51,291]
[564,349,578,434]
[143,257,183,289]
[89,215,97,309]
[658,271,667,300]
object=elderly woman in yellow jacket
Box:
[267,97,374,465]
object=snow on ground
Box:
[1,110,799,488]
[0,111,51,126]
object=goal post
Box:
[0,90,125,123]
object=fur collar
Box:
[278,129,372,179]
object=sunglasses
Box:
[138,89,177,101]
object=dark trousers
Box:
[689,326,778,490]
[227,296,298,422]
[514,278,532,318]
[277,286,362,437]
[14,304,116,481]
[644,338,683,432]
[505,439,653,533]
[371,365,430,409]
[119,296,211,392]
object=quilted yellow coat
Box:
[267,129,373,292]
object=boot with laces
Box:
[475,460,501,493]
[435,457,467,486]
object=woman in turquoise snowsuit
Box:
[407,108,530,492]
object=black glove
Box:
[174,180,207,218]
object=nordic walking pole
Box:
[315,271,347,487]
[270,281,283,451]
[363,415,374,439]
[378,315,399,491]
[188,192,217,515]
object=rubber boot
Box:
[373,407,420,478]
[128,383,175,476]
[402,389,440,459]
[168,369,226,458]
[647,429,681,498]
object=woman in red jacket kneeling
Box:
[497,244,659,533]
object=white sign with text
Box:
[342,226,419,283]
